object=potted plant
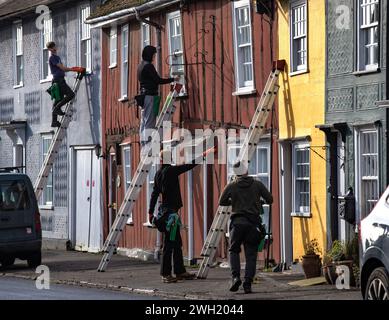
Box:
[302,239,322,279]
[322,237,359,287]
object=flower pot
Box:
[302,254,322,279]
[322,260,356,287]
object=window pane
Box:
[16,55,23,84]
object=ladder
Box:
[34,71,86,200]
[196,61,285,279]
[98,83,183,272]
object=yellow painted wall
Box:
[277,0,327,260]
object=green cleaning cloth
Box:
[153,96,161,117]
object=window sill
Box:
[289,69,309,77]
[232,89,257,96]
[126,221,134,226]
[143,222,154,228]
[39,205,54,211]
[13,83,24,89]
[118,96,129,102]
[175,93,189,100]
[291,212,312,218]
[352,68,380,76]
[40,78,52,84]
[108,64,117,69]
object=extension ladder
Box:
[98,83,183,272]
[196,61,285,279]
[34,71,86,200]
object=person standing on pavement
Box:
[219,161,273,294]
[46,41,84,128]
[137,46,179,146]
[148,147,215,283]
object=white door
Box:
[74,149,102,252]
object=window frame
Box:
[40,134,54,208]
[357,0,380,72]
[109,26,118,68]
[167,10,186,95]
[13,21,23,88]
[355,127,380,220]
[141,20,151,51]
[40,16,53,82]
[291,142,311,217]
[289,0,308,75]
[232,0,255,93]
[79,4,92,74]
[120,24,129,101]
[122,145,132,224]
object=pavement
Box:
[0,277,160,300]
[0,250,362,300]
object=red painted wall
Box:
[101,0,280,263]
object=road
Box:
[0,277,160,300]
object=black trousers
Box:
[52,78,75,122]
[160,226,186,277]
[229,221,261,283]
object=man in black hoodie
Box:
[148,147,215,283]
[137,46,179,145]
[219,161,273,294]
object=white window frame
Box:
[232,0,255,93]
[291,142,310,217]
[146,163,159,223]
[120,24,129,100]
[41,16,53,82]
[122,145,132,224]
[141,21,151,51]
[13,21,23,88]
[167,11,186,95]
[355,127,380,220]
[109,26,118,68]
[80,4,92,73]
[357,0,380,71]
[40,134,54,208]
[290,0,308,74]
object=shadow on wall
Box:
[281,66,295,138]
[298,196,326,258]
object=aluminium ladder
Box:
[34,71,86,200]
[196,61,285,279]
[98,83,183,272]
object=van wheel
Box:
[365,267,389,300]
[27,251,41,268]
[0,257,15,267]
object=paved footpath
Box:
[0,250,361,300]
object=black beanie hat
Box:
[142,45,157,62]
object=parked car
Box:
[360,186,389,300]
[0,168,42,269]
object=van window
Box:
[0,180,30,211]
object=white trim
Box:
[289,69,309,77]
[121,24,129,99]
[109,25,118,67]
[290,0,308,73]
[140,19,151,51]
[13,83,24,89]
[79,4,92,73]
[232,89,257,96]
[232,0,255,92]
[291,141,310,216]
[41,16,52,81]
[122,145,133,224]
[13,22,23,87]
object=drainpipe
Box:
[187,170,194,264]
[203,160,207,242]
[86,0,180,25]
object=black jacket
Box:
[137,61,173,96]
[148,163,199,214]
[219,176,273,226]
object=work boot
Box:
[243,282,252,294]
[51,120,61,128]
[162,275,177,283]
[229,277,242,292]
[53,104,65,116]
[176,272,196,280]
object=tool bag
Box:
[46,82,63,104]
